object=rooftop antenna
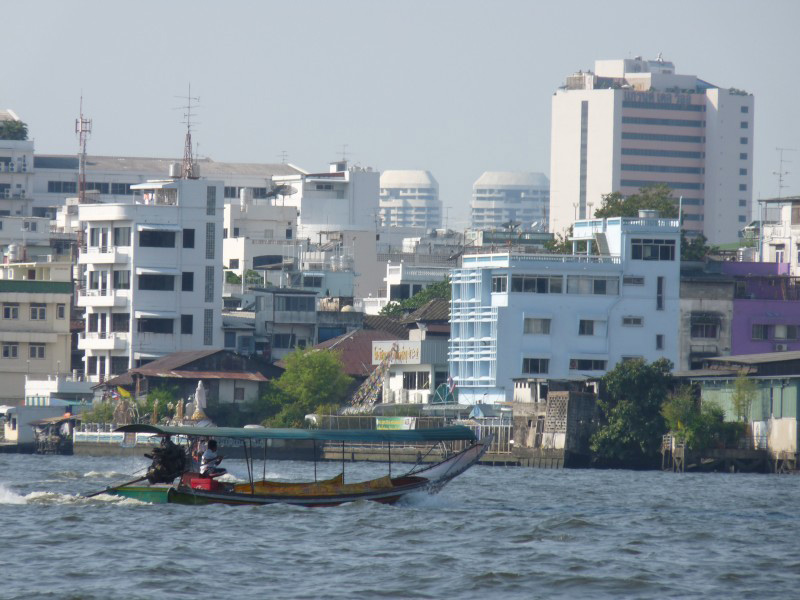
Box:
[278,150,288,164]
[774,147,796,198]
[339,144,349,162]
[175,85,200,179]
[75,95,92,203]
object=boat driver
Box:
[200,439,226,477]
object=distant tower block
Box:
[379,170,441,229]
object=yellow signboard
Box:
[375,417,417,431]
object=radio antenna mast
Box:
[774,147,796,198]
[176,85,200,179]
[75,96,92,202]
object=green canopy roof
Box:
[115,424,476,443]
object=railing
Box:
[79,288,113,297]
[463,252,621,265]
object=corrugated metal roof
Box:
[312,329,403,378]
[707,351,800,365]
[401,299,450,324]
[363,315,408,338]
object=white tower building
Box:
[77,177,223,380]
[470,172,550,230]
[549,55,753,244]
[0,110,34,217]
[379,170,441,229]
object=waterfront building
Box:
[549,55,754,244]
[0,258,73,404]
[449,213,681,404]
[0,110,34,217]
[759,196,800,277]
[76,177,223,380]
[470,172,549,231]
[379,170,441,229]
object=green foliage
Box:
[141,385,178,423]
[590,358,673,467]
[206,382,287,427]
[681,232,716,261]
[0,120,28,141]
[244,269,264,285]
[81,400,115,423]
[379,277,451,317]
[261,348,353,427]
[225,271,242,284]
[662,387,748,450]
[544,226,573,254]
[731,373,756,423]
[594,184,679,219]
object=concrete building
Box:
[550,55,754,244]
[76,177,223,380]
[0,259,73,404]
[470,172,549,231]
[379,170,441,229]
[759,196,800,277]
[0,110,34,217]
[450,213,681,404]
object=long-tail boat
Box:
[89,424,489,506]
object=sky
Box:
[3,0,799,230]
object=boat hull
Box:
[109,485,172,504]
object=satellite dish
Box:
[265,183,298,199]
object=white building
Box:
[470,172,550,231]
[0,259,73,404]
[449,213,681,404]
[550,55,754,245]
[77,177,223,380]
[759,196,800,276]
[0,110,34,217]
[379,170,441,229]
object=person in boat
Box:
[144,435,187,484]
[200,439,226,477]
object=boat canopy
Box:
[115,424,477,443]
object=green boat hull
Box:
[109,485,172,504]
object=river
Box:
[1,452,798,599]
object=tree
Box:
[379,277,451,317]
[265,348,354,427]
[81,400,115,424]
[731,373,756,423]
[590,358,673,467]
[661,386,745,450]
[544,226,573,254]
[594,184,679,219]
[141,384,178,423]
[681,232,716,261]
[0,120,28,141]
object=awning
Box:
[136,223,181,232]
[135,266,179,276]
[134,310,178,319]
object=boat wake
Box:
[0,483,147,506]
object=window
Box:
[631,238,676,261]
[569,359,606,371]
[29,343,45,359]
[566,276,619,295]
[303,275,322,288]
[138,274,174,291]
[492,276,508,293]
[224,331,237,348]
[402,371,430,390]
[739,199,747,207]
[578,320,594,335]
[739,184,747,191]
[740,137,748,144]
[522,358,549,374]
[113,227,131,246]
[275,296,315,311]
[774,325,798,340]
[3,303,19,319]
[286,228,293,240]
[181,314,193,335]
[47,181,77,194]
[205,266,214,302]
[511,275,562,294]
[56,304,66,319]
[113,270,130,290]
[621,116,702,128]
[111,313,129,332]
[738,215,747,223]
[207,186,217,216]
[233,227,240,237]
[139,230,176,247]
[623,316,643,326]
[272,333,296,349]
[740,121,749,129]
[523,318,551,334]
[111,356,129,375]
[740,153,748,160]
[224,186,239,199]
[741,106,749,114]
[204,309,213,345]
[691,321,718,339]
[752,324,770,341]
[183,229,195,248]
[30,303,46,320]
[182,271,194,292]
[657,277,664,310]
[656,335,664,350]
[111,183,133,195]
[234,387,245,401]
[623,276,645,286]
[137,318,174,334]
[2,343,19,359]
[206,223,215,259]
[739,168,747,176]
[229,259,240,270]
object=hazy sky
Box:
[4,0,799,229]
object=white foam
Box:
[83,470,126,479]
[0,482,26,505]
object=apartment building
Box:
[550,55,753,244]
[379,170,441,229]
[470,171,550,231]
[0,109,34,217]
[449,213,681,404]
[760,196,800,276]
[76,177,223,380]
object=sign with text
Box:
[376,417,417,431]
[372,341,422,365]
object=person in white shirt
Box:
[200,439,225,477]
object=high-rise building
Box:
[379,170,441,229]
[470,172,549,231]
[549,56,754,244]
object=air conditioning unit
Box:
[774,343,788,352]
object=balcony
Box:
[76,289,126,308]
[78,247,126,265]
[78,331,128,351]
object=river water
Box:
[1,452,799,599]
